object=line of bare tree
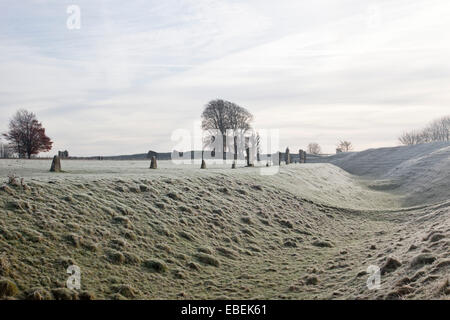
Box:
[399,115,450,145]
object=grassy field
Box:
[0,156,448,300]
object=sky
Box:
[0,0,449,156]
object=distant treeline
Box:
[399,115,450,145]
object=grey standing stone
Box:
[246,147,254,167]
[50,155,61,172]
[285,147,290,164]
[298,149,303,163]
[150,156,157,169]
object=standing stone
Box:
[285,147,290,164]
[50,155,61,172]
[278,152,282,165]
[246,147,250,166]
[201,159,206,169]
[150,156,157,169]
[246,147,254,167]
[232,136,238,169]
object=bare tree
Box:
[201,99,253,162]
[2,109,53,159]
[337,140,353,152]
[228,102,253,164]
[201,99,231,160]
[307,142,321,155]
[398,115,450,145]
[423,116,450,142]
[398,130,423,145]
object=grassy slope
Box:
[311,142,450,206]
[0,164,448,300]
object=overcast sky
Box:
[1,0,449,156]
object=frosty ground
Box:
[0,142,449,300]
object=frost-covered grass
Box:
[0,159,399,210]
[0,148,448,300]
[311,142,450,206]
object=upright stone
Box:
[50,155,61,172]
[201,159,206,169]
[150,156,157,169]
[299,149,304,163]
[285,147,290,164]
[246,147,254,167]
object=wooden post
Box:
[150,156,157,169]
[50,155,61,172]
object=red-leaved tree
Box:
[2,109,53,158]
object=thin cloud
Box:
[0,0,449,155]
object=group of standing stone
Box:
[49,148,307,172]
[282,147,307,165]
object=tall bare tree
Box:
[2,109,53,158]
[201,99,253,162]
[201,99,230,160]
[307,142,321,155]
[228,102,253,164]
